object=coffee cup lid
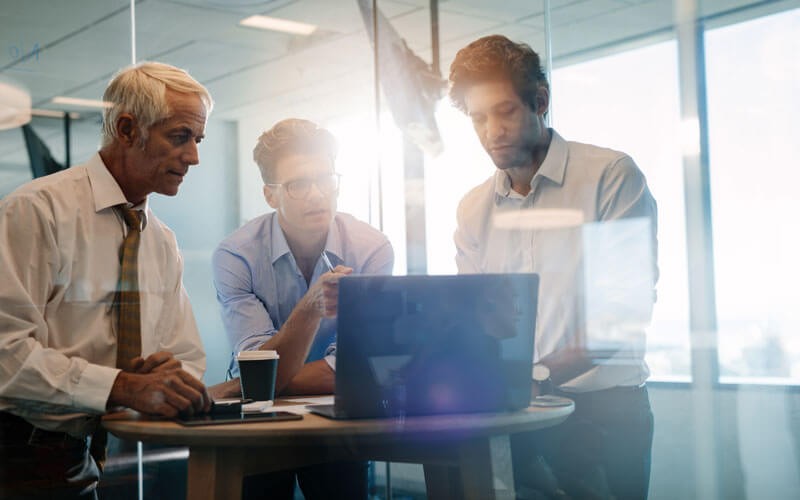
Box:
[237,350,279,360]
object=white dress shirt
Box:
[454,130,658,392]
[0,153,205,436]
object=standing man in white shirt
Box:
[449,35,658,499]
[0,62,212,499]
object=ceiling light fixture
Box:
[239,15,317,36]
[51,96,112,109]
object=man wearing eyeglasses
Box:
[209,118,393,499]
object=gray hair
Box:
[101,61,213,148]
[253,118,338,184]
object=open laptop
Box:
[309,273,539,419]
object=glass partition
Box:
[3,0,800,498]
[552,42,690,380]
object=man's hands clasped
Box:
[108,351,211,418]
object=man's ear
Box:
[263,184,280,209]
[116,113,139,147]
[534,86,550,116]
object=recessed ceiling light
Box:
[239,15,317,36]
[51,96,112,109]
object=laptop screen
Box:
[335,273,539,418]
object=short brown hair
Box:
[252,118,338,184]
[449,35,548,114]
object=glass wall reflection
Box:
[1,0,799,498]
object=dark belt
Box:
[0,411,87,449]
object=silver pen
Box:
[320,251,335,272]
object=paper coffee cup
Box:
[237,350,279,402]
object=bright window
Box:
[705,7,800,383]
[551,41,691,381]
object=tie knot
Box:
[119,206,142,231]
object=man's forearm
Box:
[281,359,334,396]
[260,295,322,393]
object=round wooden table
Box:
[104,401,573,500]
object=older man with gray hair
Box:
[0,61,212,498]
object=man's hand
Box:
[281,359,335,396]
[262,265,352,395]
[128,351,182,374]
[108,368,211,417]
[304,265,352,318]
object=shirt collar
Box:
[494,128,568,198]
[268,213,342,266]
[87,153,149,229]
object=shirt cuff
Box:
[73,363,122,412]
[324,353,336,371]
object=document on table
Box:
[277,395,334,414]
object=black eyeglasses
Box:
[267,173,341,200]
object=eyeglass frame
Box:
[265,172,341,200]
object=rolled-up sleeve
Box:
[212,245,278,356]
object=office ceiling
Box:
[0,0,792,194]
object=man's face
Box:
[265,153,338,238]
[125,90,207,203]
[463,79,547,170]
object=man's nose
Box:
[308,180,326,199]
[485,117,505,141]
[183,141,200,165]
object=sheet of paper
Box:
[242,400,274,413]
[281,395,334,405]
[272,404,312,415]
[275,395,333,415]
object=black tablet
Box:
[176,411,302,426]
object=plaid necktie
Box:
[91,206,143,471]
[114,206,143,370]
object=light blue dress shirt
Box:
[213,212,394,377]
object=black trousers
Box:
[0,412,100,500]
[242,461,369,500]
[512,385,654,500]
